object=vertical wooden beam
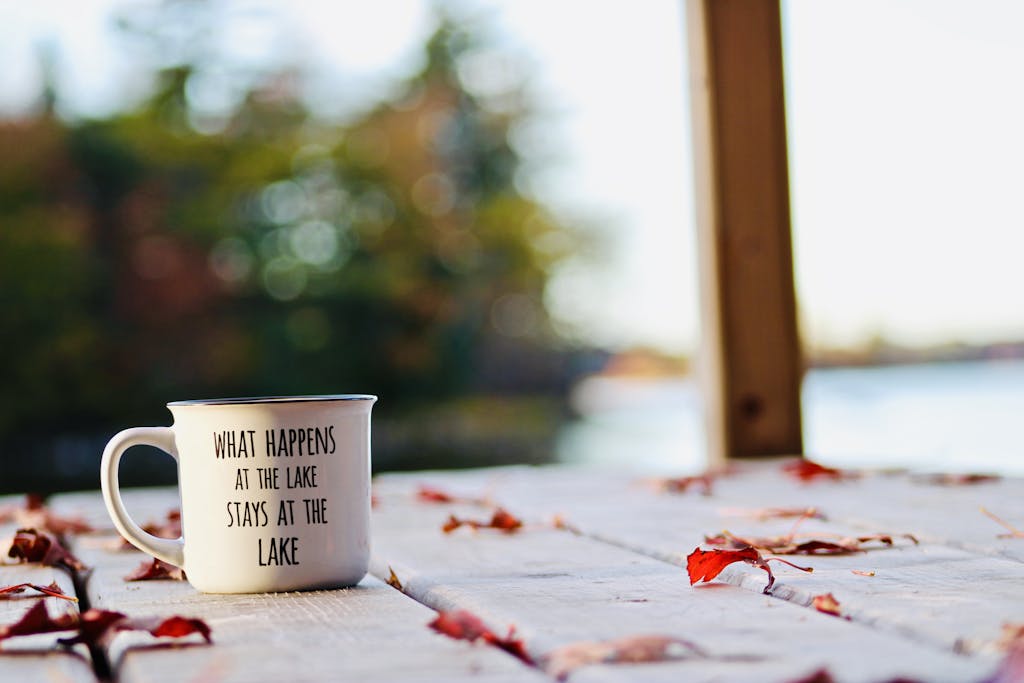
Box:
[687,0,803,463]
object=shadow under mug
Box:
[100,395,376,593]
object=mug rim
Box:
[167,394,377,407]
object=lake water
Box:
[556,358,1024,476]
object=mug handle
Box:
[100,427,185,568]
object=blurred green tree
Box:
[0,6,583,487]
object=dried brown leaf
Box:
[812,593,842,617]
[0,600,77,640]
[998,623,1024,650]
[428,610,532,666]
[416,485,489,506]
[705,530,917,556]
[543,635,705,681]
[649,474,714,496]
[124,558,186,582]
[442,508,523,534]
[0,601,211,647]
[0,495,93,537]
[7,528,88,572]
[386,566,403,591]
[0,581,77,602]
[921,473,1001,486]
[720,506,827,522]
[981,507,1024,539]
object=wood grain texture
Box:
[0,507,98,683]
[370,484,992,682]
[59,489,546,683]
[687,0,803,461]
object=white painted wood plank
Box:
[55,490,546,683]
[0,506,98,683]
[369,491,994,682]
[378,464,1024,659]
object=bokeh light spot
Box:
[490,293,539,337]
[411,172,455,216]
[262,257,307,301]
[209,237,254,284]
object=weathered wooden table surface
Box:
[3,459,1023,682]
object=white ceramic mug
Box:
[101,395,376,593]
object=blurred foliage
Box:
[0,6,587,483]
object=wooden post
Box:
[686,0,803,463]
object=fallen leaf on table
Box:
[686,546,812,594]
[386,566,403,591]
[919,473,1001,486]
[647,474,715,496]
[442,508,523,534]
[998,623,1024,650]
[981,507,1024,539]
[812,593,842,617]
[124,558,185,582]
[0,601,212,647]
[720,506,826,521]
[144,508,182,538]
[781,459,855,483]
[0,494,93,536]
[787,669,923,683]
[704,530,918,555]
[0,600,77,640]
[7,529,88,572]
[416,485,489,506]
[981,641,1024,683]
[428,609,532,665]
[118,508,183,550]
[114,614,212,644]
[551,515,582,534]
[543,635,706,681]
[0,581,77,602]
[786,669,837,683]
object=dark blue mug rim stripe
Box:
[167,395,377,407]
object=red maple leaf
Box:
[686,546,812,593]
[0,581,77,602]
[428,610,532,666]
[124,557,186,582]
[442,508,523,534]
[781,459,852,483]
[7,529,88,572]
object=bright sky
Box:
[3,0,1023,353]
